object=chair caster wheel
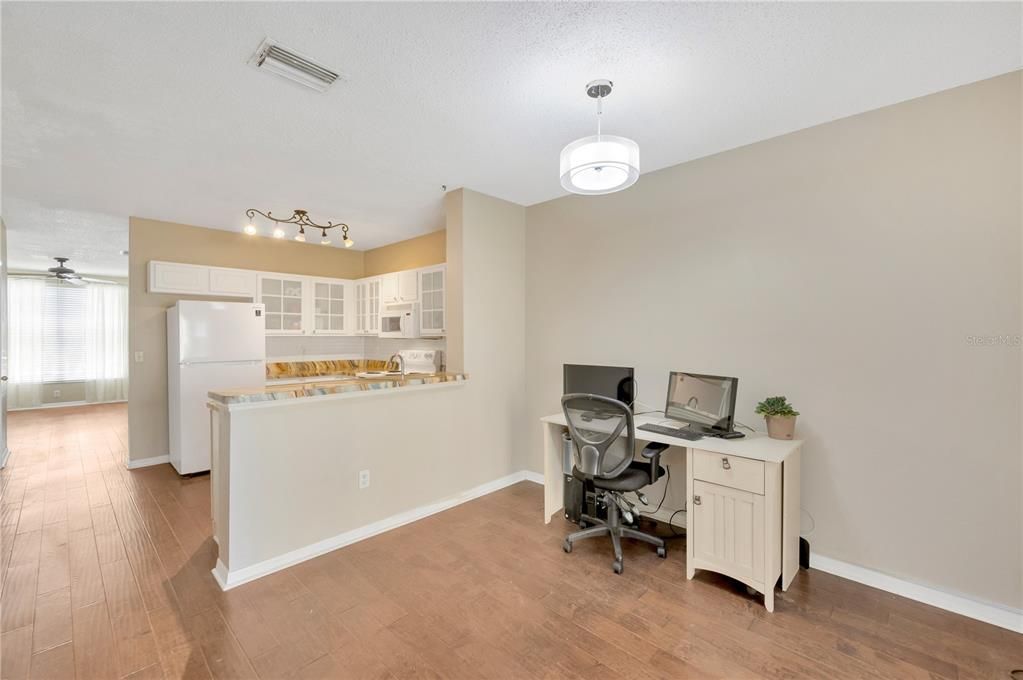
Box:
[577,521,588,529]
[612,560,623,574]
[563,540,572,554]
[656,546,667,559]
[746,586,758,597]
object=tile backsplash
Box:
[266,335,365,360]
[364,336,446,357]
[266,334,446,361]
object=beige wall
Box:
[524,72,1022,610]
[363,230,446,277]
[128,217,364,462]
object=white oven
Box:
[379,305,419,338]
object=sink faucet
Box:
[388,353,406,379]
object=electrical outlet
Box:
[134,351,144,363]
[358,470,370,489]
[52,389,61,398]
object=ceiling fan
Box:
[34,257,118,286]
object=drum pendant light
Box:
[559,79,640,195]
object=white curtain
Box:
[7,277,127,409]
[84,283,128,402]
[7,277,45,409]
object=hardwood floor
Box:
[1,404,1020,679]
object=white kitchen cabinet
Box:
[209,267,257,298]
[149,261,255,299]
[418,265,446,337]
[259,275,307,335]
[379,273,399,304]
[311,278,352,334]
[398,270,418,302]
[355,277,381,335]
[149,261,208,295]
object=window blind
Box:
[41,284,88,382]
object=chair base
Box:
[562,493,667,574]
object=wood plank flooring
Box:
[1,403,1020,679]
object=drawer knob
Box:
[721,457,731,470]
[693,495,701,505]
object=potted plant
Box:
[755,396,800,440]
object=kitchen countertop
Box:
[209,372,468,405]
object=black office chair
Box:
[561,394,670,574]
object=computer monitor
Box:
[664,372,738,432]
[563,364,636,410]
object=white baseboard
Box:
[811,552,1023,633]
[126,454,170,470]
[522,470,544,484]
[8,398,127,412]
[213,469,541,590]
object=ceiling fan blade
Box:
[79,277,118,285]
[62,277,86,286]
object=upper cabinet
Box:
[259,275,306,335]
[355,277,381,335]
[398,270,418,303]
[149,260,443,338]
[150,261,207,295]
[418,265,446,337]
[380,270,419,305]
[209,267,258,297]
[150,261,256,298]
[380,273,398,304]
[311,279,351,335]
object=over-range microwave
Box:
[380,304,419,338]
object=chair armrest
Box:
[641,442,669,459]
[641,442,669,484]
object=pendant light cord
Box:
[596,94,603,140]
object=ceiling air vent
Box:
[248,38,339,93]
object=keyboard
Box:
[638,423,705,441]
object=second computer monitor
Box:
[665,372,738,432]
[563,364,636,410]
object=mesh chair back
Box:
[561,394,635,481]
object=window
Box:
[41,284,88,382]
[7,276,128,409]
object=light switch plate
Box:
[358,470,370,489]
[134,351,144,363]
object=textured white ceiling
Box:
[3,2,1020,276]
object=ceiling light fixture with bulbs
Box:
[243,208,354,248]
[559,79,640,195]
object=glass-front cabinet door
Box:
[259,275,306,335]
[312,279,349,334]
[418,265,446,337]
[355,277,381,335]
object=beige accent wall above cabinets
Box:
[525,72,1022,611]
[128,217,365,464]
[364,230,446,277]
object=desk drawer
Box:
[693,450,764,495]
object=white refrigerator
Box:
[167,301,265,474]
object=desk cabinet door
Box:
[692,480,764,583]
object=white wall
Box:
[524,72,1022,611]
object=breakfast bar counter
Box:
[208,372,468,406]
[206,355,475,591]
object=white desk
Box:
[541,412,802,611]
